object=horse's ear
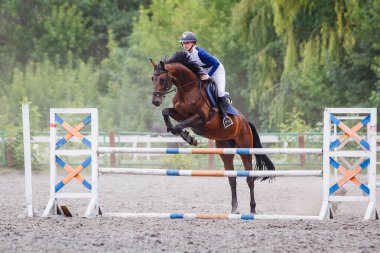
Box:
[150,58,157,69]
[159,61,165,70]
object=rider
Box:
[178,31,233,128]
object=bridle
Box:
[152,69,200,99]
[152,70,176,99]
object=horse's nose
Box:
[152,99,160,107]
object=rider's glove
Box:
[200,74,210,80]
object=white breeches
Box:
[203,64,226,97]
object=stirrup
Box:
[223,116,233,128]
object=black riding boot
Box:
[218,95,233,128]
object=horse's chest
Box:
[174,99,196,116]
[174,103,190,117]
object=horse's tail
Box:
[249,122,275,180]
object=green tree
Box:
[97,31,151,131]
[226,0,379,130]
[32,4,93,64]
[4,54,100,129]
[125,0,237,131]
[1,0,380,135]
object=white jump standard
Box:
[42,107,378,220]
[19,104,38,218]
[42,108,99,217]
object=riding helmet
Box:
[178,31,197,43]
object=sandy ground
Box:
[1,169,380,253]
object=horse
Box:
[150,51,275,214]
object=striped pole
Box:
[102,212,321,220]
[98,147,322,155]
[99,168,323,177]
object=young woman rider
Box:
[178,31,233,128]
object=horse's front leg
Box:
[173,114,203,146]
[162,108,202,146]
[162,108,184,135]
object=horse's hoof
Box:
[180,131,197,146]
[171,127,181,136]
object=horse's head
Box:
[150,59,175,107]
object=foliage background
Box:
[1,0,379,134]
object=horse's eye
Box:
[160,78,165,85]
[151,76,154,81]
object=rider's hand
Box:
[200,74,210,80]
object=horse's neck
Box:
[172,66,199,94]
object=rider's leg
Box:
[213,65,226,97]
[218,96,233,128]
[212,65,233,128]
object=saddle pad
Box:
[206,84,239,116]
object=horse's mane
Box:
[163,51,201,75]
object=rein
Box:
[175,76,212,109]
[153,71,200,99]
[177,77,199,90]
[178,77,212,108]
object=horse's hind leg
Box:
[241,155,256,214]
[229,176,239,214]
[216,140,239,214]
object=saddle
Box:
[205,81,239,116]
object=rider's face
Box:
[182,42,194,52]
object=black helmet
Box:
[178,31,196,43]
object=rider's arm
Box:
[197,47,220,77]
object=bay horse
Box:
[150,51,275,214]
